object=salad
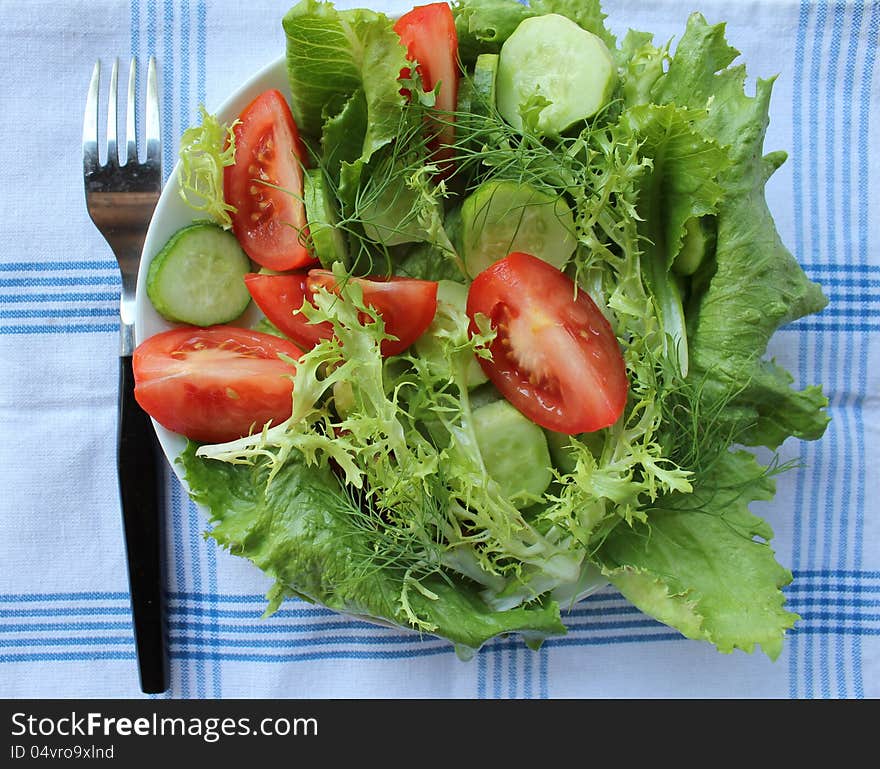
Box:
[134,0,829,660]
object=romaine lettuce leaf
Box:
[282,0,409,163]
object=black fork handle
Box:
[118,354,168,693]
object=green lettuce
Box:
[652,13,830,449]
[453,0,615,65]
[282,0,409,163]
[176,106,238,228]
[620,102,730,376]
[598,450,797,659]
[180,443,567,653]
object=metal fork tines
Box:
[82,56,168,694]
[83,57,161,355]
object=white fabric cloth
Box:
[0,0,877,699]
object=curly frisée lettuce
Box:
[176,106,239,229]
[176,0,829,659]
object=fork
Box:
[83,57,168,694]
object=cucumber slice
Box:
[472,399,553,508]
[414,279,489,388]
[146,222,251,326]
[673,215,717,276]
[460,179,577,277]
[471,53,498,119]
[304,168,349,269]
[496,14,617,135]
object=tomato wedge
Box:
[394,3,459,169]
[244,272,333,351]
[466,252,629,434]
[133,326,301,444]
[224,89,315,271]
[245,270,439,357]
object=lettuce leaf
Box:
[453,0,615,65]
[652,13,829,449]
[619,102,730,376]
[282,0,409,163]
[598,450,797,659]
[180,442,567,652]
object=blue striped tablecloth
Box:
[0,0,876,699]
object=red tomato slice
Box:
[245,270,439,358]
[133,326,301,444]
[224,89,316,271]
[394,3,459,169]
[244,272,333,351]
[466,252,629,435]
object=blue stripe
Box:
[0,584,880,620]
[0,261,116,272]
[4,621,879,662]
[0,652,136,663]
[0,622,132,632]
[539,644,548,698]
[0,636,132,648]
[822,0,843,700]
[5,627,880,668]
[802,262,880,272]
[173,646,453,663]
[0,276,119,287]
[806,277,880,287]
[783,321,880,333]
[183,509,207,700]
[797,610,880,623]
[163,0,175,185]
[0,292,119,304]
[0,324,118,335]
[807,306,880,317]
[198,0,206,109]
[808,290,880,302]
[0,607,132,618]
[0,308,117,319]
[507,644,517,698]
[0,591,130,602]
[3,599,875,637]
[476,641,486,697]
[171,633,457,649]
[492,639,502,697]
[790,0,810,698]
